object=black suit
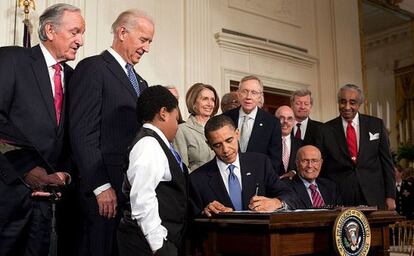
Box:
[279,136,302,176]
[396,180,414,219]
[0,45,72,256]
[315,114,395,209]
[286,175,342,208]
[293,118,322,146]
[68,50,148,256]
[224,107,282,172]
[189,152,296,215]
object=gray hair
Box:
[38,3,81,42]
[111,9,153,34]
[239,75,264,91]
[290,89,313,105]
[337,84,364,105]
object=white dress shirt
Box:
[341,112,360,149]
[294,117,309,140]
[127,123,172,252]
[216,155,243,193]
[39,43,64,96]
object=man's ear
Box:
[44,23,55,41]
[118,26,128,42]
[235,128,240,140]
[158,107,167,121]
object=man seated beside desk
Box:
[189,115,296,217]
[285,145,342,209]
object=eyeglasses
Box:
[299,159,321,165]
[239,89,262,98]
[279,116,295,122]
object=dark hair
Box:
[136,85,178,124]
[204,115,236,140]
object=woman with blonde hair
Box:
[174,83,219,172]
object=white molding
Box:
[365,23,411,49]
[215,32,318,68]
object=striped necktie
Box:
[309,183,325,208]
[125,63,141,96]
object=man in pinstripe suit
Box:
[68,9,153,256]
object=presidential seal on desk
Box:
[333,208,371,256]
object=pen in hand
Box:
[255,183,259,196]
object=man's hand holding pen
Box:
[248,196,283,212]
[202,200,233,217]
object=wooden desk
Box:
[193,210,403,256]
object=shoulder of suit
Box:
[309,118,323,126]
[241,151,268,161]
[316,177,337,187]
[0,46,30,59]
[190,158,216,177]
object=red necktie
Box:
[346,121,357,163]
[53,63,63,125]
[309,184,325,208]
[295,123,302,139]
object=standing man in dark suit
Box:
[68,9,153,256]
[0,3,85,256]
[275,105,302,179]
[190,115,295,217]
[223,75,282,171]
[395,165,414,219]
[315,84,395,210]
[287,145,342,208]
[291,89,322,146]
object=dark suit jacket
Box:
[224,107,282,172]
[287,175,342,208]
[279,136,302,176]
[0,45,72,182]
[303,118,322,146]
[315,114,395,209]
[68,50,148,201]
[292,118,322,146]
[189,152,295,216]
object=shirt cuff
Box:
[145,225,168,252]
[93,183,111,196]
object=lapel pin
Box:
[259,123,263,127]
[246,172,251,176]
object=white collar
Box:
[40,43,59,68]
[142,123,171,148]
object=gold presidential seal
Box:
[333,208,371,256]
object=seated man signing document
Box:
[190,115,297,216]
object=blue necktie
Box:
[169,143,183,171]
[125,63,141,96]
[228,164,242,211]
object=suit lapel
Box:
[247,109,264,150]
[316,179,331,205]
[30,45,56,124]
[294,178,312,208]
[102,50,138,100]
[357,114,369,161]
[207,160,233,208]
[239,154,257,209]
[332,117,349,158]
